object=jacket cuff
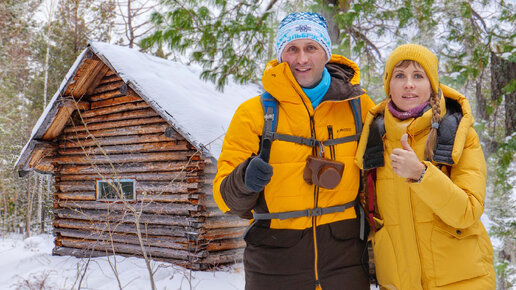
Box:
[220,157,260,218]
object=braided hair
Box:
[424,90,441,161]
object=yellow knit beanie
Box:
[383,44,439,97]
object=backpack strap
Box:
[259,92,278,162]
[363,115,386,170]
[349,97,362,135]
[366,169,378,232]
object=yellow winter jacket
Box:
[214,55,375,230]
[355,84,495,289]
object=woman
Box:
[355,44,495,289]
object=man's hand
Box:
[244,156,273,192]
[390,134,426,180]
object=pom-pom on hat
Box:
[276,12,332,63]
[383,44,439,96]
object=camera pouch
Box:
[303,156,344,189]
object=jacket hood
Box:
[355,83,474,168]
[439,84,474,164]
[262,54,364,109]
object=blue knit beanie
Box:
[276,12,332,63]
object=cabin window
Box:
[96,179,135,201]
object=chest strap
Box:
[272,132,360,147]
[253,200,356,221]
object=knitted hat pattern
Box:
[383,44,439,97]
[276,12,332,63]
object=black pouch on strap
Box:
[364,115,385,170]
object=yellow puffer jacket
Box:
[355,84,495,289]
[214,55,374,230]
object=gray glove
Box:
[244,156,273,192]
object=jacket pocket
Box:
[431,220,487,286]
[328,218,360,240]
[243,222,304,248]
[372,224,401,289]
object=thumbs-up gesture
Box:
[390,134,426,180]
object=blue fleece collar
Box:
[302,67,331,109]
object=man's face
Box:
[280,39,328,88]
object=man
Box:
[213,12,374,290]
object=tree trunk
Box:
[25,174,34,238]
[127,0,134,48]
[491,52,516,137]
[36,174,43,234]
[43,0,57,108]
[320,0,351,45]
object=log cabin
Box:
[15,41,260,270]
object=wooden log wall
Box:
[51,65,248,270]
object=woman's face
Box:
[389,61,432,111]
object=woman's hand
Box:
[390,134,426,180]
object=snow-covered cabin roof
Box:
[15,41,260,174]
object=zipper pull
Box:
[318,140,325,157]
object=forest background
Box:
[0,0,514,288]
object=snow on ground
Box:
[0,233,380,290]
[0,233,245,290]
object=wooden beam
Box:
[58,160,204,175]
[56,237,203,260]
[199,248,244,266]
[41,99,88,140]
[57,140,190,155]
[85,63,111,96]
[53,208,204,227]
[201,216,249,229]
[87,89,124,102]
[61,123,170,140]
[98,74,122,85]
[56,180,199,193]
[205,238,245,252]
[55,228,192,250]
[80,108,159,124]
[56,192,96,201]
[53,219,198,237]
[55,192,200,203]
[91,80,125,95]
[199,227,246,241]
[52,151,190,165]
[104,69,116,77]
[59,133,183,148]
[79,101,150,118]
[27,141,57,168]
[90,94,141,110]
[57,200,200,215]
[63,116,166,133]
[57,171,195,181]
[137,193,198,203]
[67,54,110,98]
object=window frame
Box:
[96,179,136,201]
